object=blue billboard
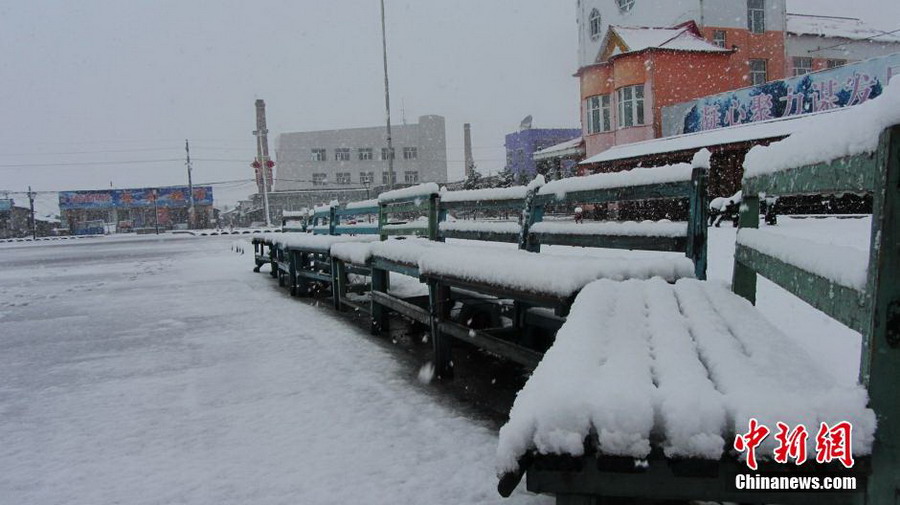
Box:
[675,53,900,135]
[59,186,213,211]
[0,199,12,212]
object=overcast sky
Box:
[1,0,898,209]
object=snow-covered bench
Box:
[251,233,278,277]
[272,234,378,297]
[421,157,708,379]
[497,106,900,504]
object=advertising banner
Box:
[666,53,900,136]
[59,186,213,210]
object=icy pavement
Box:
[0,235,549,505]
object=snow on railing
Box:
[744,81,900,178]
[538,164,693,200]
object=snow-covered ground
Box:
[0,235,548,505]
[0,217,868,503]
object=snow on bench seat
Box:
[272,234,378,254]
[439,185,529,203]
[530,220,687,238]
[737,228,869,291]
[419,244,694,298]
[496,278,876,474]
[369,238,441,266]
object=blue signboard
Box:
[0,199,12,212]
[59,186,213,211]
[678,53,900,135]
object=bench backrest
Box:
[377,183,440,241]
[735,124,899,501]
[525,155,709,280]
[436,184,537,245]
[310,204,334,235]
[334,200,379,235]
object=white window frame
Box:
[403,147,418,160]
[589,9,602,40]
[826,59,846,69]
[586,94,611,134]
[404,171,419,184]
[335,148,350,161]
[358,148,373,161]
[360,171,374,184]
[617,0,635,14]
[747,0,765,34]
[382,171,397,185]
[335,172,351,184]
[712,30,726,48]
[616,85,645,128]
[793,57,813,76]
[381,147,395,161]
[749,59,768,85]
[312,173,327,186]
[311,149,326,162]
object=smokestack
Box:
[463,123,474,179]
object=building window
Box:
[793,57,813,76]
[616,85,645,128]
[358,148,373,160]
[749,59,768,85]
[381,147,395,160]
[335,148,350,161]
[382,171,397,185]
[586,94,611,134]
[617,0,635,14]
[747,0,765,34]
[336,172,351,184]
[404,171,419,184]
[360,171,374,185]
[826,59,846,69]
[403,147,418,160]
[312,173,327,186]
[311,149,326,161]
[589,9,602,39]
[712,30,726,48]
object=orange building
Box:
[578,21,787,162]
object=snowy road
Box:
[0,236,549,505]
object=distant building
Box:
[274,115,447,192]
[0,199,58,238]
[573,0,900,160]
[786,13,900,75]
[504,127,581,180]
[58,186,214,234]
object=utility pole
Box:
[380,0,395,189]
[152,189,160,235]
[27,186,36,239]
[253,99,273,227]
[185,139,196,229]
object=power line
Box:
[0,158,183,169]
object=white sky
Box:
[1,0,898,208]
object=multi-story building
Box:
[505,127,581,180]
[575,0,788,159]
[786,13,900,76]
[572,1,900,162]
[274,115,447,192]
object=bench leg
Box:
[331,258,347,311]
[429,281,453,380]
[371,268,389,335]
[288,252,298,296]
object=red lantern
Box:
[251,160,261,169]
[265,160,275,168]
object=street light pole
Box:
[380,0,395,189]
[27,186,36,239]
[152,189,160,235]
[185,139,196,229]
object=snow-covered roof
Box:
[533,137,585,161]
[581,108,853,165]
[787,13,900,43]
[601,25,730,61]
